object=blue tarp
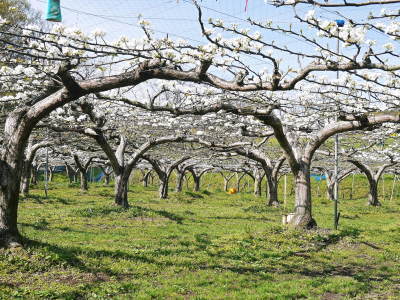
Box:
[94,172,104,182]
[311,174,326,181]
[54,166,66,172]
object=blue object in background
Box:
[54,166,65,172]
[311,174,326,181]
[335,19,345,27]
[46,0,62,22]
[94,172,104,182]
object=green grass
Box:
[1,173,399,299]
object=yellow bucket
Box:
[228,188,238,194]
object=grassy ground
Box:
[0,173,399,299]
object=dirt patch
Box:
[0,280,17,288]
[322,292,343,300]
[1,271,112,289]
[53,272,111,285]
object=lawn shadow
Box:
[131,205,185,224]
[21,226,396,291]
[24,238,158,277]
[207,216,274,221]
[19,220,50,231]
[21,194,75,205]
[71,205,185,224]
[184,191,204,199]
[18,222,88,234]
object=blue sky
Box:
[29,0,312,42]
[28,0,310,72]
[28,1,398,75]
[28,0,390,39]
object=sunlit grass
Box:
[0,172,399,299]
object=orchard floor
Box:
[1,180,400,299]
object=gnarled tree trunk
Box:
[0,184,21,248]
[235,173,246,192]
[193,176,201,192]
[31,164,38,186]
[73,155,95,192]
[20,141,50,196]
[287,162,316,229]
[48,166,54,182]
[114,173,129,208]
[348,159,395,207]
[104,174,111,186]
[221,173,234,192]
[266,174,279,207]
[100,166,113,186]
[65,162,75,183]
[159,174,169,199]
[80,172,88,191]
[317,167,354,202]
[0,159,22,248]
[175,169,186,192]
[143,156,190,200]
[327,183,335,201]
[20,161,32,197]
[368,179,380,206]
[254,176,262,196]
[253,170,264,197]
[0,108,30,247]
[188,167,210,192]
[143,170,152,188]
[224,178,229,191]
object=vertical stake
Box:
[284,174,287,209]
[333,19,345,230]
[45,146,49,198]
[390,174,396,202]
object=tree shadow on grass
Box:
[21,227,397,295]
[21,194,75,205]
[18,222,89,235]
[131,206,185,224]
[206,216,274,222]
[184,191,204,199]
[19,220,50,231]
[70,205,184,224]
[311,227,361,252]
[24,238,158,277]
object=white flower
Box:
[383,43,394,51]
[55,108,64,115]
[77,115,87,122]
[23,67,36,77]
[65,116,75,122]
[305,10,315,21]
[92,29,106,37]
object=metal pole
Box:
[333,36,340,230]
[390,174,396,202]
[333,19,345,229]
[44,146,49,198]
